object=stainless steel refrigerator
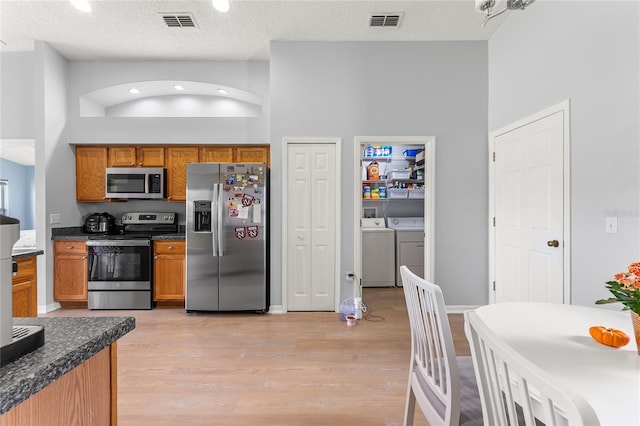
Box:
[186,163,268,312]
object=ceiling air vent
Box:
[161,13,198,28]
[369,13,403,28]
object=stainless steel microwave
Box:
[105,167,165,199]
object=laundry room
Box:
[358,138,432,289]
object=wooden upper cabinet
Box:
[200,146,234,163]
[165,146,199,202]
[109,146,165,167]
[76,146,108,202]
[234,146,270,166]
[137,146,165,167]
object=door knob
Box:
[547,240,560,248]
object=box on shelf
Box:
[408,189,424,199]
[416,150,425,165]
[388,188,409,199]
[388,169,411,180]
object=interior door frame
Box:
[488,100,571,304]
[282,137,342,313]
[353,136,435,292]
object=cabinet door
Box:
[12,257,37,317]
[138,146,165,167]
[54,241,88,302]
[165,147,199,202]
[199,146,233,163]
[234,146,270,166]
[108,146,137,167]
[76,146,108,202]
[154,241,185,301]
[13,279,37,317]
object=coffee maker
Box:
[0,215,44,366]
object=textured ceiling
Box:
[0,0,506,61]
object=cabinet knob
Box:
[139,162,143,166]
[67,246,73,250]
[82,256,87,259]
[168,246,174,250]
[131,162,135,166]
[154,256,158,259]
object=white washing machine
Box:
[387,217,425,286]
[361,218,395,287]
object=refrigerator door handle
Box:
[211,185,218,257]
[217,183,225,256]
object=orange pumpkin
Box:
[589,326,630,348]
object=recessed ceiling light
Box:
[212,0,230,13]
[129,88,140,94]
[70,0,92,13]
[217,88,227,95]
[174,85,184,91]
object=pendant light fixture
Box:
[212,0,230,13]
[70,0,92,13]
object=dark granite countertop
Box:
[11,249,44,260]
[0,316,135,415]
[51,227,184,241]
[152,233,185,240]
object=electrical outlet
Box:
[50,213,61,224]
[605,217,617,234]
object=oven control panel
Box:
[121,212,176,225]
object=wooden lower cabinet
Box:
[53,241,88,302]
[12,256,37,317]
[0,345,117,426]
[153,240,185,302]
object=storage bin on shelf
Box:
[416,150,425,165]
[388,169,411,180]
[388,188,409,199]
[408,189,424,199]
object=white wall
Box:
[34,42,72,309]
[0,52,34,139]
[67,61,269,143]
[271,41,489,307]
[488,1,640,307]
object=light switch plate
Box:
[50,213,61,224]
[605,216,617,234]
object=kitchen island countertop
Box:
[0,316,135,415]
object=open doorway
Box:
[353,136,435,296]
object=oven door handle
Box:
[86,240,150,246]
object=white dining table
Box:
[470,302,640,426]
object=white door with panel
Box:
[287,143,337,311]
[494,110,565,303]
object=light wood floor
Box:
[44,287,470,426]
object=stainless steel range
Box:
[86,212,177,310]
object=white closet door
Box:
[287,143,337,311]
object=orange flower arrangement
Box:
[596,262,640,315]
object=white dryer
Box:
[387,217,425,286]
[361,218,395,287]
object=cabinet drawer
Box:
[13,257,36,282]
[54,240,87,255]
[154,241,185,256]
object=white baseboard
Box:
[38,302,61,314]
[268,305,285,314]
[445,305,482,314]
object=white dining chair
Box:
[464,310,600,426]
[400,265,483,426]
